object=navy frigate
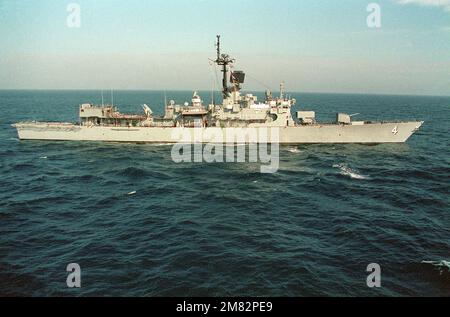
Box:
[13,36,423,144]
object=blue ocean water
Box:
[0,90,449,296]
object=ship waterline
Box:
[13,121,423,144]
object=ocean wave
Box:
[61,174,96,182]
[0,262,45,296]
[116,166,149,178]
[333,163,369,180]
[421,260,450,275]
[12,163,35,170]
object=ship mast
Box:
[214,35,235,100]
[280,82,285,100]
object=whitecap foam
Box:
[421,260,450,270]
[333,163,369,180]
[287,147,302,154]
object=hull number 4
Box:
[392,126,398,135]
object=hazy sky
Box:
[0,0,449,95]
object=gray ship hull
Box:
[13,121,423,144]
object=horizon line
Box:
[0,89,449,98]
